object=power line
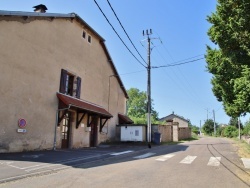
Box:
[93,0,147,68]
[151,33,208,109]
[152,57,204,68]
[106,0,146,64]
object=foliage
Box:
[223,126,239,138]
[243,120,250,135]
[206,0,250,117]
[127,88,159,124]
[202,119,218,135]
[216,126,225,137]
[191,126,200,135]
[228,117,243,129]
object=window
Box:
[59,69,81,98]
[135,130,139,136]
[82,31,86,39]
[88,35,92,43]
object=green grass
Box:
[231,138,250,158]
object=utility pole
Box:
[200,120,201,135]
[205,108,209,121]
[143,29,152,145]
[213,109,216,135]
[238,117,241,140]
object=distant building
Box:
[159,112,189,128]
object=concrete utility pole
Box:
[200,120,201,135]
[143,29,152,144]
[238,117,241,139]
[205,108,209,121]
[213,109,216,135]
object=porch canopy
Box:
[118,113,134,124]
[56,92,112,130]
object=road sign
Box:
[18,118,26,128]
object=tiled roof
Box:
[118,113,134,124]
[57,92,112,118]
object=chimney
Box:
[33,4,48,13]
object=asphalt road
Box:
[1,137,250,188]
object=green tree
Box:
[228,117,243,129]
[191,126,200,135]
[223,126,239,138]
[243,120,250,135]
[206,0,250,117]
[202,119,218,135]
[127,88,159,123]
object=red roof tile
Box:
[57,93,112,118]
[118,113,133,124]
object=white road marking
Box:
[180,155,197,164]
[156,154,175,161]
[241,158,250,169]
[2,153,114,172]
[110,150,134,156]
[207,157,221,166]
[133,153,155,159]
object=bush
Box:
[216,126,225,137]
[243,122,250,136]
[191,126,200,135]
[223,126,238,138]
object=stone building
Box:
[0,7,130,152]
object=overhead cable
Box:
[152,57,204,69]
[106,0,146,64]
[93,0,147,68]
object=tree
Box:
[202,119,218,135]
[243,120,250,135]
[127,88,159,123]
[191,126,200,135]
[228,117,243,129]
[206,0,250,117]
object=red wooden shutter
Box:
[59,69,67,94]
[76,77,81,99]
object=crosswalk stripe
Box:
[133,153,156,159]
[241,158,250,169]
[207,157,221,166]
[180,155,197,164]
[156,154,175,161]
[110,150,133,156]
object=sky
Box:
[1,0,249,127]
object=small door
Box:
[61,112,71,149]
[90,117,98,147]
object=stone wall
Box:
[178,127,191,140]
[158,125,172,142]
[154,121,191,142]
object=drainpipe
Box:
[53,104,71,151]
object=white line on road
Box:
[133,153,155,159]
[241,158,250,169]
[156,154,175,161]
[2,152,113,171]
[207,157,221,166]
[110,150,134,156]
[180,155,197,164]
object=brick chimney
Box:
[33,4,47,13]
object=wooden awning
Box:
[118,113,134,124]
[57,92,112,118]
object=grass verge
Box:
[232,138,250,158]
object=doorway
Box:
[90,116,98,147]
[61,112,71,149]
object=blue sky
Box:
[1,0,249,126]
